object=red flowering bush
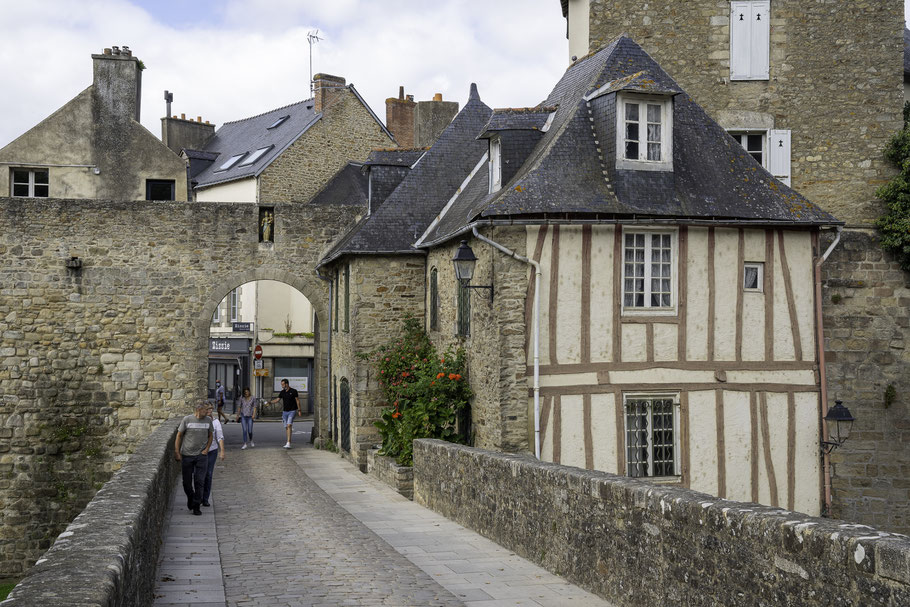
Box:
[359,316,472,465]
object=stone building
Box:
[560,0,908,534]
[0,45,188,201]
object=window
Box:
[333,270,339,332]
[343,264,350,332]
[217,153,246,171]
[730,132,766,167]
[625,394,680,478]
[622,231,675,312]
[456,280,471,337]
[267,115,289,129]
[146,179,175,200]
[238,146,272,167]
[11,169,48,197]
[730,1,770,81]
[229,288,239,322]
[212,303,221,324]
[489,137,502,193]
[616,95,672,171]
[429,268,439,331]
[744,262,764,291]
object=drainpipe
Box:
[471,227,543,459]
[815,226,842,516]
[316,268,333,442]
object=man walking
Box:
[270,379,302,449]
[175,401,213,515]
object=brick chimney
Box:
[92,45,142,122]
[386,86,416,148]
[313,73,347,113]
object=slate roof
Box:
[317,83,492,266]
[418,36,839,248]
[308,162,368,207]
[478,108,555,138]
[365,148,427,167]
[183,149,219,180]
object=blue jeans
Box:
[240,415,254,443]
[203,449,218,503]
[181,454,207,509]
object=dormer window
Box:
[489,137,502,193]
[616,93,672,171]
[216,153,246,172]
[267,115,289,129]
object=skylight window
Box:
[238,146,272,167]
[267,116,289,129]
[217,153,246,171]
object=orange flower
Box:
[448,373,456,380]
[454,374,462,381]
[436,372,445,379]
[392,411,401,419]
[430,381,435,386]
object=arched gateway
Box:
[0,197,360,575]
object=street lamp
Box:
[452,240,493,302]
[822,400,855,454]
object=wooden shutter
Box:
[730,1,770,80]
[750,1,770,79]
[769,129,791,187]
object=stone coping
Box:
[414,439,910,607]
[366,448,414,500]
[2,418,180,607]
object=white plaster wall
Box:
[258,281,313,333]
[786,231,816,361]
[686,228,709,361]
[592,392,617,473]
[195,177,257,203]
[722,390,753,503]
[794,393,822,515]
[653,323,678,361]
[621,324,647,362]
[535,226,554,365]
[567,0,591,61]
[589,226,614,361]
[560,394,586,468]
[556,227,583,364]
[687,390,719,495]
[713,228,739,361]
[758,392,790,507]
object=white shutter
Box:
[750,1,770,79]
[729,2,751,80]
[769,129,791,187]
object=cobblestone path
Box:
[215,447,464,607]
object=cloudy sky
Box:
[0,0,569,147]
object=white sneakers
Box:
[250,441,254,448]
[283,442,291,449]
[241,443,248,450]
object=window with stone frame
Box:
[621,231,675,313]
[211,302,221,324]
[333,270,339,332]
[624,393,680,478]
[456,280,471,337]
[343,263,350,332]
[11,168,49,198]
[229,288,239,322]
[729,131,766,167]
[429,267,439,331]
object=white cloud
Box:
[0,0,568,147]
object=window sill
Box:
[621,308,678,318]
[615,159,673,172]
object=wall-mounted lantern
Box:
[452,240,493,302]
[65,256,83,271]
[822,400,855,454]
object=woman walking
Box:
[237,387,257,449]
[202,403,225,507]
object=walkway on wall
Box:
[152,422,612,607]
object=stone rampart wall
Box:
[2,418,179,607]
[414,439,910,607]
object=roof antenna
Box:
[307,30,323,97]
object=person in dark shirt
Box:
[270,379,301,449]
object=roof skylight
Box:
[217,153,246,171]
[237,146,272,167]
[267,116,289,129]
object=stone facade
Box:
[367,448,414,500]
[258,89,393,203]
[0,196,359,575]
[578,0,910,533]
[415,438,910,607]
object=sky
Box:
[0,0,569,147]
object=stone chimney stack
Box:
[313,73,347,113]
[385,86,416,148]
[415,92,458,148]
[92,45,142,122]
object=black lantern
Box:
[452,240,493,302]
[822,400,855,454]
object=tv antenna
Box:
[307,30,323,97]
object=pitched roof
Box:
[419,36,839,247]
[308,162,369,207]
[364,148,427,167]
[478,108,555,138]
[318,84,492,266]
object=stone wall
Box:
[0,196,359,575]
[414,439,910,607]
[367,448,413,500]
[3,418,180,607]
[259,89,393,203]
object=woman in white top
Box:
[202,404,225,507]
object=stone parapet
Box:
[367,448,414,500]
[414,439,910,607]
[3,417,180,606]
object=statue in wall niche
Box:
[260,210,274,243]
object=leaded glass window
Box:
[622,232,673,309]
[625,395,679,478]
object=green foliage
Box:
[875,101,910,270]
[272,331,315,338]
[49,423,88,443]
[884,383,897,408]
[830,294,843,304]
[362,316,472,466]
[0,582,17,600]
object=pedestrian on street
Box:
[237,387,257,449]
[214,380,228,424]
[202,403,225,507]
[270,379,301,449]
[175,401,213,515]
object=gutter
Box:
[815,225,842,517]
[469,226,543,459]
[315,268,334,443]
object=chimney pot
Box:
[197,116,202,122]
[399,86,405,100]
[433,93,442,102]
[103,48,112,55]
[181,113,186,120]
[406,94,414,102]
[112,45,120,55]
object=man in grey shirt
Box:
[175,401,214,515]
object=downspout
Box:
[815,225,842,516]
[316,268,333,442]
[471,227,543,459]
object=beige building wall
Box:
[257,280,313,333]
[196,177,257,203]
[523,224,823,515]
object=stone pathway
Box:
[153,437,613,606]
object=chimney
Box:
[92,45,142,122]
[415,92,459,148]
[313,73,347,113]
[385,86,416,148]
[161,110,216,154]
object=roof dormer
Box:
[615,92,673,172]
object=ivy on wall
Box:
[875,102,910,270]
